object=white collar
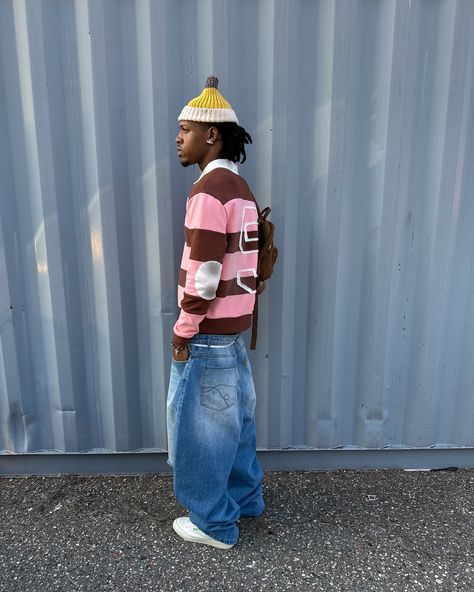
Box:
[193,159,239,184]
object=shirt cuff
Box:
[172,332,191,348]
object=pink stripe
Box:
[180,245,191,268]
[219,251,258,281]
[179,260,199,297]
[186,193,226,233]
[176,291,255,325]
[181,251,258,282]
[223,198,258,233]
[173,310,205,339]
[206,293,256,319]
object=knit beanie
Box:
[178,75,239,124]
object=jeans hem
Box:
[189,512,239,546]
[202,532,238,546]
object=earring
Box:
[207,139,214,144]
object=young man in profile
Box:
[167,76,264,549]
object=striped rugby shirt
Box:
[173,159,259,347]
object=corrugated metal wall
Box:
[1,0,474,462]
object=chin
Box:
[178,156,191,167]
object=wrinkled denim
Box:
[166,333,264,545]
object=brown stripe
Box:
[181,293,209,316]
[184,228,227,263]
[178,267,187,287]
[189,168,256,206]
[184,227,259,255]
[226,230,259,253]
[216,276,257,297]
[199,314,252,335]
[179,270,257,296]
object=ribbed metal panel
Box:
[1,0,474,461]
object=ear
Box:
[207,126,220,144]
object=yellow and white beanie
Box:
[178,75,239,124]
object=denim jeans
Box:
[166,333,264,545]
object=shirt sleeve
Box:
[173,192,228,347]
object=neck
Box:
[198,146,223,171]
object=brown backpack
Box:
[250,203,279,349]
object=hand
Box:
[172,345,189,362]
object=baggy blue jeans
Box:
[166,333,264,546]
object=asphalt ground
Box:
[0,469,473,592]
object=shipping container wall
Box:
[1,0,474,463]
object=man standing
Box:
[167,75,264,549]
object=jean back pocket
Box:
[200,362,237,412]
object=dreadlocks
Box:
[216,123,252,164]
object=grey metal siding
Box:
[1,0,474,463]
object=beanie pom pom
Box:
[205,75,219,89]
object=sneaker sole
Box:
[172,519,234,549]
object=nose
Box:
[176,134,182,145]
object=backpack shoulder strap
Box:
[250,291,259,350]
[250,193,260,350]
[249,196,272,350]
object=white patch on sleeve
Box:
[195,261,222,300]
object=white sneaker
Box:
[172,517,234,549]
